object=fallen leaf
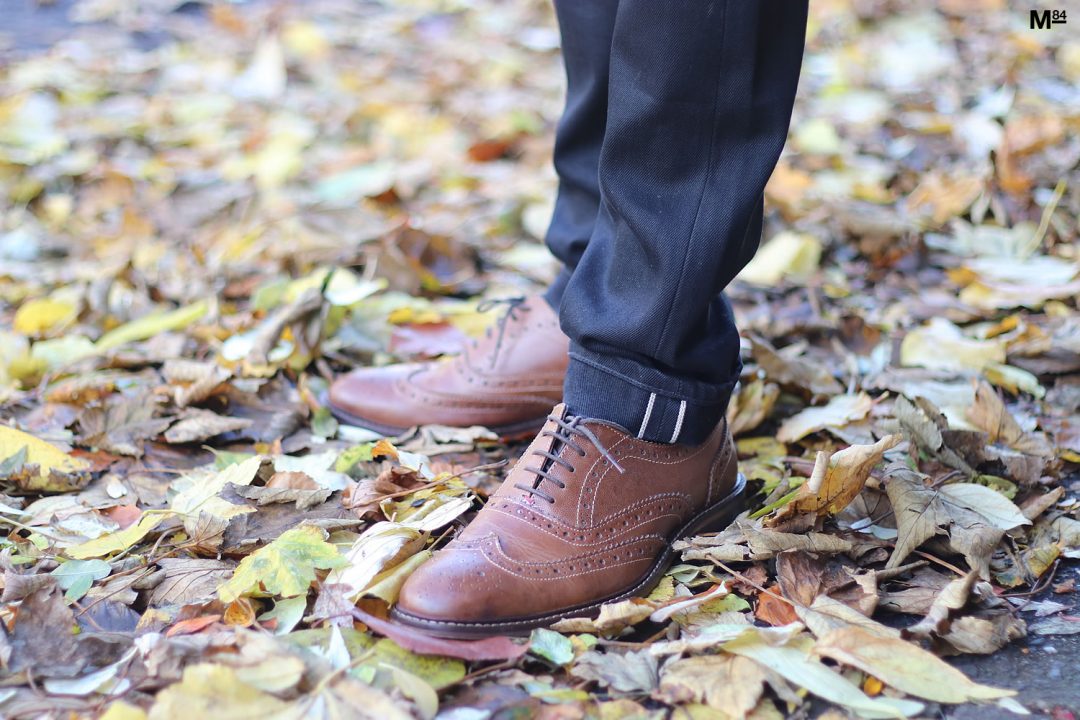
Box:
[965,380,1054,457]
[551,598,655,636]
[885,467,1005,576]
[325,521,425,601]
[0,426,91,493]
[738,232,822,286]
[67,512,168,560]
[164,410,253,444]
[814,625,1014,702]
[721,626,925,718]
[657,654,768,718]
[218,525,346,602]
[149,558,235,607]
[51,559,111,601]
[570,649,659,694]
[529,628,574,665]
[777,393,874,443]
[351,605,527,661]
[147,663,294,719]
[772,435,901,523]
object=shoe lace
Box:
[515,413,625,504]
[475,296,529,368]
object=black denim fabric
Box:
[544,0,808,445]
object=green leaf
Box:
[51,559,111,601]
[357,639,466,691]
[94,300,209,352]
[335,443,376,473]
[218,526,346,602]
[529,628,574,665]
[257,596,308,635]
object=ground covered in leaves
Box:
[1,0,1079,718]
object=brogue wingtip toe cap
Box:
[394,549,504,623]
[328,365,415,420]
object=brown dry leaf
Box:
[884,467,1007,577]
[164,409,253,444]
[776,551,877,618]
[938,613,1027,654]
[7,584,86,678]
[749,336,844,397]
[726,379,780,437]
[771,434,900,524]
[965,380,1054,457]
[902,571,977,637]
[570,649,659,694]
[755,586,800,627]
[79,394,173,457]
[904,172,984,225]
[893,395,974,474]
[657,654,768,716]
[162,360,232,407]
[776,393,874,443]
[149,559,236,607]
[551,598,655,636]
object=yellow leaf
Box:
[772,434,901,523]
[900,318,1005,373]
[148,663,295,720]
[325,521,426,601]
[658,654,768,718]
[737,232,822,286]
[170,455,263,520]
[95,300,209,352]
[815,626,1014,703]
[67,512,169,560]
[905,172,983,225]
[776,393,874,443]
[0,426,90,491]
[13,298,77,336]
[362,549,431,604]
[218,525,345,602]
[100,701,148,720]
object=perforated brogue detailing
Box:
[393,406,743,631]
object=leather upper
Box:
[395,404,738,624]
[328,295,568,432]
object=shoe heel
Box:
[682,473,746,537]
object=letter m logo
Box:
[1031,9,1052,28]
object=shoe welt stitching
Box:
[394,481,743,631]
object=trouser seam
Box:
[653,0,729,356]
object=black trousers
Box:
[543,0,808,445]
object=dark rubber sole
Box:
[389,473,747,639]
[326,400,547,442]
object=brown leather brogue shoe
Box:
[391,403,745,638]
[328,295,568,436]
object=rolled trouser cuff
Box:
[563,345,737,446]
